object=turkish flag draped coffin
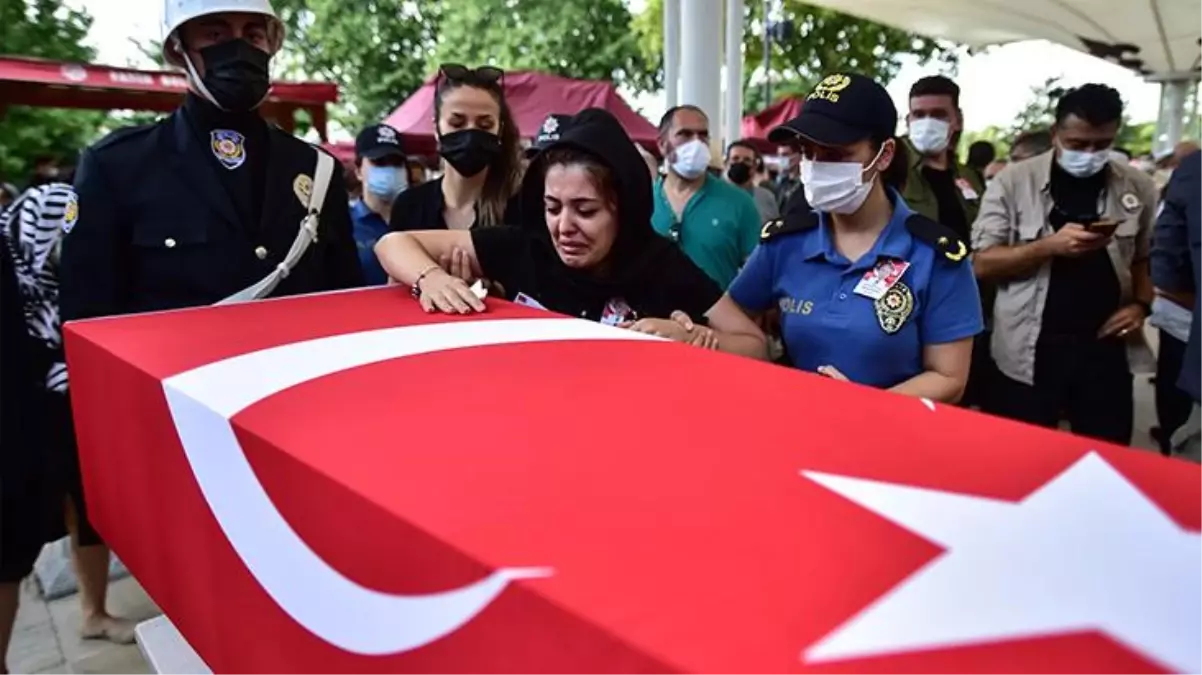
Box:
[64,288,1200,674]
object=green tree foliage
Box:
[0,0,109,183]
[633,0,959,114]
[433,0,657,94]
[959,125,1013,164]
[1008,76,1065,139]
[269,0,443,131]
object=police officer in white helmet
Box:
[53,3,362,641]
[61,0,362,324]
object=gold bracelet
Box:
[410,264,441,299]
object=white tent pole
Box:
[681,0,724,149]
[664,0,681,110]
[1153,77,1191,155]
[724,0,745,150]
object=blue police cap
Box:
[768,73,897,147]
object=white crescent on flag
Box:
[162,318,659,655]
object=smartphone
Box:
[1086,219,1119,237]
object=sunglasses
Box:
[438,63,505,90]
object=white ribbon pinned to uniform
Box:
[218,150,335,305]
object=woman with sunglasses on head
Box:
[725,73,984,403]
[388,64,523,235]
[376,108,767,358]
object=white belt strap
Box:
[218,149,336,305]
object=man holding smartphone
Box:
[970,84,1157,445]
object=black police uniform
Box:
[60,93,363,321]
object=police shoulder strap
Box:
[904,213,969,264]
[760,207,818,242]
[217,148,336,305]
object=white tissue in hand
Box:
[470,280,487,299]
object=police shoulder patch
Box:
[905,213,968,263]
[62,190,79,234]
[761,208,819,241]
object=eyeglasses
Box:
[438,63,505,90]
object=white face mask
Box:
[670,139,712,180]
[909,117,951,155]
[801,145,885,215]
[1057,144,1111,178]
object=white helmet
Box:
[161,0,285,69]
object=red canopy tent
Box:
[380,70,659,156]
[740,97,804,153]
[0,55,338,141]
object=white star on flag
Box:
[800,452,1201,672]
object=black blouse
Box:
[471,226,722,324]
[388,177,523,232]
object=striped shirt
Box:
[1,183,74,393]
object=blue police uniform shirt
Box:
[351,200,389,286]
[729,192,984,389]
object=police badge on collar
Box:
[211,129,247,170]
[874,282,914,334]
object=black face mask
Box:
[727,163,752,184]
[439,129,502,177]
[197,39,272,112]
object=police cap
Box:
[355,124,405,161]
[525,113,573,159]
[768,73,897,147]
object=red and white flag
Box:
[64,287,1201,673]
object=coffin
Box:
[63,287,1201,673]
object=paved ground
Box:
[4,351,1169,673]
[9,575,158,674]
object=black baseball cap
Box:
[768,73,898,147]
[355,124,406,161]
[525,113,573,158]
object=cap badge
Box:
[809,74,852,103]
[210,129,246,170]
[542,116,560,135]
[377,126,398,144]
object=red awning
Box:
[382,70,659,156]
[0,55,338,140]
[740,97,804,153]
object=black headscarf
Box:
[518,108,681,305]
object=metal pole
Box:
[724,0,745,148]
[762,0,771,107]
[664,0,681,109]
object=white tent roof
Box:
[801,0,1201,79]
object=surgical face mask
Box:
[801,145,885,215]
[187,39,272,112]
[365,165,407,201]
[1056,144,1111,178]
[909,117,951,155]
[671,139,711,179]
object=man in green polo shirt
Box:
[651,105,762,289]
[902,75,984,242]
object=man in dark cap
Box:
[352,123,408,285]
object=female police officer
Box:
[726,73,984,403]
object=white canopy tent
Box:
[785,0,1202,153]
[661,0,1201,153]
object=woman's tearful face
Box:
[543,164,618,271]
